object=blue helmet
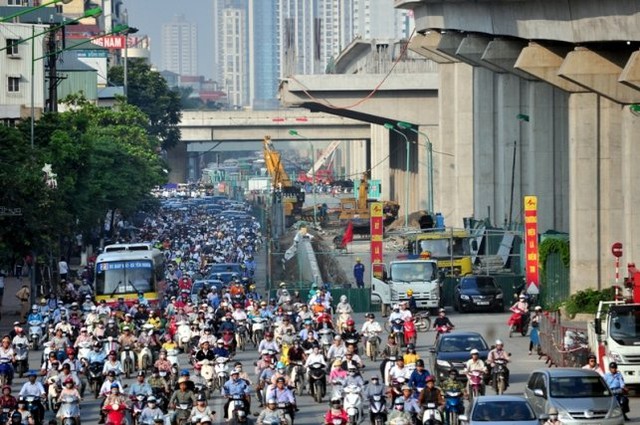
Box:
[180,369,190,376]
[276,362,285,369]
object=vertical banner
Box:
[524,196,540,294]
[370,202,384,266]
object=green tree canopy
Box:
[109,59,182,150]
[0,96,165,262]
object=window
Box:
[7,77,20,93]
[6,39,19,56]
[7,0,25,5]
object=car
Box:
[429,331,490,383]
[459,395,541,425]
[524,368,624,425]
[454,275,504,312]
[190,279,224,304]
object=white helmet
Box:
[340,295,347,302]
[470,349,479,355]
[495,339,503,346]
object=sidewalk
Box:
[0,275,31,335]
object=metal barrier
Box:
[538,310,590,368]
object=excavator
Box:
[263,136,305,225]
[338,172,400,235]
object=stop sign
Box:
[612,242,623,258]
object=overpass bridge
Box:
[392,0,640,291]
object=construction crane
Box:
[263,136,305,223]
[298,140,341,183]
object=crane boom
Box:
[263,136,292,188]
[306,140,341,178]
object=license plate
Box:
[476,301,490,305]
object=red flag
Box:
[342,220,354,247]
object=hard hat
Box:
[406,289,413,296]
[356,258,361,262]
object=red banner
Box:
[370,203,384,265]
[524,196,539,294]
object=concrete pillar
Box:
[418,124,438,213]
[473,68,497,224]
[622,106,640,265]
[347,139,367,181]
[370,126,391,201]
[166,142,188,183]
[514,43,586,93]
[569,93,600,291]
[438,62,474,227]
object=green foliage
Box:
[563,287,616,318]
[0,95,166,263]
[539,238,570,271]
[108,59,182,150]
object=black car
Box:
[429,331,490,384]
[454,275,504,313]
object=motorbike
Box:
[76,341,92,362]
[435,325,452,344]
[152,387,169,413]
[343,384,364,425]
[0,357,13,385]
[58,394,80,425]
[46,377,60,412]
[228,394,248,424]
[289,361,305,394]
[390,319,405,348]
[23,395,44,424]
[236,320,249,351]
[277,402,295,425]
[28,319,44,350]
[174,400,193,425]
[422,401,443,425]
[508,307,530,337]
[167,348,180,368]
[14,343,28,378]
[403,318,417,346]
[364,331,380,362]
[443,389,464,425]
[121,345,136,379]
[214,357,230,392]
[199,358,216,394]
[414,312,431,332]
[466,370,485,404]
[176,322,192,352]
[308,362,327,403]
[492,358,509,394]
[139,343,153,371]
[369,394,387,425]
[336,312,351,332]
[88,361,105,399]
[251,317,267,347]
[131,393,147,423]
[103,401,129,425]
[318,328,335,356]
[0,407,10,424]
[220,330,236,354]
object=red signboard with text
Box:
[524,196,539,294]
[370,203,384,267]
[91,35,126,49]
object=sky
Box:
[125,0,214,79]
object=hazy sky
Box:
[125,0,213,79]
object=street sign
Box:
[91,35,126,49]
[612,242,623,258]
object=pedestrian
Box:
[529,306,542,355]
[15,284,30,320]
[58,257,69,283]
[353,258,365,288]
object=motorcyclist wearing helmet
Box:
[0,385,17,411]
[326,335,346,363]
[341,319,361,351]
[406,290,417,313]
[221,369,250,420]
[342,364,365,387]
[364,375,385,399]
[408,359,430,392]
[324,397,348,425]
[26,305,43,323]
[387,396,413,425]
[341,346,364,370]
[335,294,353,316]
[361,313,382,355]
[417,375,444,411]
[139,396,165,424]
[266,377,297,421]
[148,367,169,394]
[257,398,286,425]
[464,348,487,395]
[258,332,280,354]
[154,350,172,373]
[212,340,230,359]
[486,339,510,386]
[433,308,455,330]
[304,345,326,381]
[388,304,404,325]
[543,407,562,425]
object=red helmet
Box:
[66,347,75,355]
[346,319,355,326]
[265,332,273,338]
[194,364,202,370]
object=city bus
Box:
[94,243,165,306]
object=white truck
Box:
[589,300,640,385]
[371,259,442,316]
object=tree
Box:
[0,96,165,267]
[109,59,182,150]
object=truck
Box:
[371,259,442,316]
[405,228,476,277]
[589,300,640,385]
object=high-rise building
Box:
[161,15,198,76]
[352,0,410,40]
[248,0,279,109]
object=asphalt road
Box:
[16,307,639,424]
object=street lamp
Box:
[398,121,434,214]
[288,129,317,227]
[384,122,411,228]
[0,0,72,23]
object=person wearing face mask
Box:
[342,364,365,387]
[543,407,562,425]
[139,396,164,425]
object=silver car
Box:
[459,395,541,425]
[524,368,624,425]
